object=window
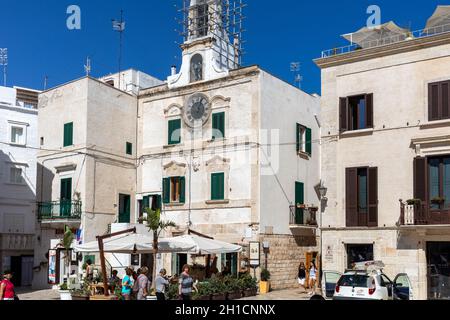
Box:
[105,80,115,87]
[339,94,373,132]
[168,119,181,145]
[63,122,73,147]
[211,173,225,200]
[346,167,378,227]
[40,137,44,146]
[429,80,450,121]
[163,177,185,204]
[10,126,25,145]
[296,124,312,156]
[190,54,204,83]
[212,112,225,140]
[346,244,374,268]
[126,142,133,155]
[140,195,162,222]
[428,156,450,210]
[10,167,24,184]
[196,2,209,37]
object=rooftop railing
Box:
[320,23,450,58]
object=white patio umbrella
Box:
[424,6,450,35]
[73,233,196,254]
[170,234,242,255]
[342,21,410,49]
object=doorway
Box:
[60,178,72,217]
[427,242,450,300]
[346,244,374,269]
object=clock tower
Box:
[167,0,241,88]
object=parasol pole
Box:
[96,227,137,297]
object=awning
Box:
[73,233,196,254]
[424,6,450,35]
[342,21,410,49]
[170,235,242,255]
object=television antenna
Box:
[0,48,8,87]
[84,56,91,76]
[112,10,125,87]
[290,61,302,89]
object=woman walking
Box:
[121,268,134,300]
[178,265,194,301]
[136,267,150,300]
[155,269,170,301]
[297,262,307,293]
[0,270,15,301]
[308,261,317,295]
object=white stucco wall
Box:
[259,71,321,235]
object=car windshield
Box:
[337,274,370,288]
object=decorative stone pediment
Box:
[164,103,183,117]
[163,161,187,177]
[206,156,230,167]
[55,163,77,173]
[210,95,231,109]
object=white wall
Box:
[259,71,321,235]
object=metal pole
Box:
[118,9,123,88]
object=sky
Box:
[0,0,445,95]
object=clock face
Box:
[184,93,211,128]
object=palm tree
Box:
[61,227,75,285]
[141,208,176,289]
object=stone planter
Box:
[226,291,242,300]
[59,290,72,301]
[211,293,227,301]
[242,288,257,297]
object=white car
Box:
[322,266,413,300]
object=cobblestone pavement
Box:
[239,289,319,300]
[16,288,59,300]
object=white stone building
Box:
[315,21,450,300]
[0,85,39,287]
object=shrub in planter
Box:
[167,283,180,300]
[431,197,445,205]
[259,269,271,294]
[59,283,72,301]
[193,282,212,301]
[209,277,227,300]
[70,277,91,300]
[406,199,422,206]
[239,274,258,297]
[224,276,242,300]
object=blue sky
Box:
[0,0,445,94]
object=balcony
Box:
[399,200,450,226]
[37,200,82,223]
[289,205,318,229]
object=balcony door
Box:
[60,178,72,217]
[295,182,304,224]
[119,194,131,223]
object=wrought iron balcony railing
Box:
[37,200,82,221]
[289,205,318,227]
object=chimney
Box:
[171,66,177,76]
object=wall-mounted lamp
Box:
[318,181,328,201]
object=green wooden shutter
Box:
[168,119,181,145]
[212,112,225,140]
[296,123,300,153]
[163,178,171,204]
[155,195,162,210]
[126,142,133,155]
[142,196,150,210]
[306,127,312,156]
[211,173,225,200]
[179,177,186,203]
[64,122,73,147]
[295,182,304,225]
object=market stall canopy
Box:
[171,235,242,255]
[73,233,196,254]
[424,6,450,35]
[342,21,410,49]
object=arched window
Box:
[190,54,203,83]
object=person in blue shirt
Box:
[122,268,134,300]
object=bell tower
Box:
[168,0,245,88]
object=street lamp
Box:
[318,182,328,201]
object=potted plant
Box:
[406,199,422,206]
[224,276,242,300]
[259,269,271,294]
[431,197,445,205]
[167,283,180,300]
[193,282,212,301]
[239,274,257,297]
[71,278,90,300]
[209,277,227,300]
[59,283,72,301]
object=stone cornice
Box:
[315,32,450,69]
